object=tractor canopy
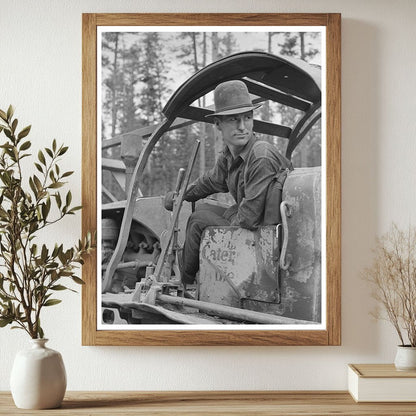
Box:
[163,51,321,121]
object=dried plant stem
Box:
[363,223,416,347]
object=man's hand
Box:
[223,204,238,222]
[164,191,175,211]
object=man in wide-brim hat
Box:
[165,80,292,284]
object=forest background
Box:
[100,30,322,202]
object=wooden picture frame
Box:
[82,13,341,346]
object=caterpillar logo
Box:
[208,247,236,264]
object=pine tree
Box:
[119,39,142,134]
[102,32,123,140]
[139,32,168,124]
[273,32,322,167]
[138,33,170,196]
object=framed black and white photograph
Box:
[82,13,341,346]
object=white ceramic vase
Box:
[394,345,416,371]
[10,338,67,409]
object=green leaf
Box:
[38,150,46,165]
[4,129,12,140]
[50,284,68,291]
[19,140,31,151]
[38,325,44,339]
[57,244,63,257]
[34,162,43,173]
[17,125,31,140]
[29,177,38,197]
[29,222,39,234]
[61,171,74,178]
[58,146,68,156]
[0,317,13,327]
[52,139,57,152]
[50,270,58,281]
[41,202,50,220]
[11,118,18,133]
[65,191,72,207]
[51,244,59,257]
[40,244,48,262]
[45,147,53,158]
[48,182,64,189]
[43,299,62,307]
[72,276,85,285]
[58,250,66,264]
[55,192,62,208]
[69,206,82,213]
[0,109,7,121]
[33,175,42,192]
[6,105,14,121]
[0,173,9,186]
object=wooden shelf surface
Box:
[2,391,416,415]
[350,363,416,378]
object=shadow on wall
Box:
[340,19,382,355]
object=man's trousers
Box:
[181,203,231,284]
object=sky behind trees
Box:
[100,29,322,200]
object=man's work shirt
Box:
[184,136,292,230]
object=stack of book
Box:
[348,364,416,402]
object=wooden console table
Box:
[1,391,416,415]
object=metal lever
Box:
[153,140,201,282]
[279,201,292,271]
[102,118,173,293]
[174,168,186,197]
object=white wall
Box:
[1,0,416,391]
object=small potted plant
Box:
[0,106,94,409]
[363,223,416,370]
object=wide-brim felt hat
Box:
[205,80,262,118]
